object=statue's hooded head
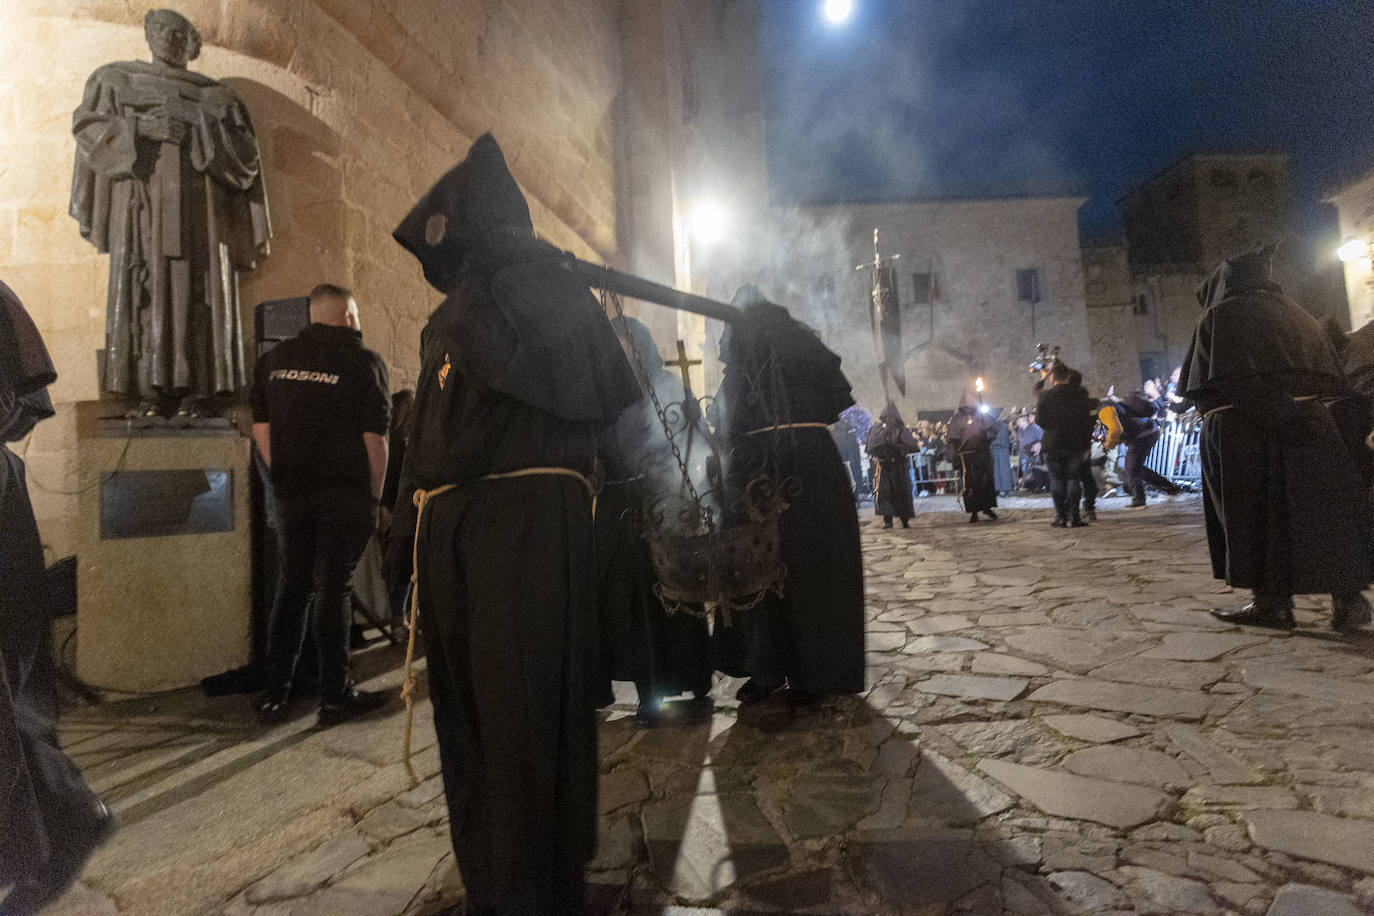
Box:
[145,10,201,68]
[393,133,534,294]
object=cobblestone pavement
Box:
[34,494,1374,915]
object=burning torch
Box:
[975,377,988,414]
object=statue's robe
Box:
[595,317,712,705]
[948,391,999,515]
[867,403,918,521]
[70,60,270,399]
[392,135,639,911]
[1180,256,1374,597]
[0,280,99,883]
[712,301,865,696]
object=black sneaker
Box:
[983,509,998,520]
[318,684,391,727]
[255,690,291,726]
[1070,518,1089,528]
[1050,518,1067,528]
[1082,508,1096,522]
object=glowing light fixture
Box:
[690,200,728,245]
[1338,237,1369,263]
[823,0,853,24]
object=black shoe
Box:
[900,519,910,528]
[255,690,291,726]
[634,698,660,728]
[0,799,117,915]
[969,513,979,524]
[1070,518,1088,528]
[1209,601,1295,630]
[984,509,997,520]
[1082,508,1096,522]
[1332,593,1374,633]
[1051,519,1067,528]
[317,684,390,727]
[882,521,893,529]
[735,677,784,703]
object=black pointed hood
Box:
[393,133,534,294]
[1194,243,1280,310]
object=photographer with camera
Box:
[1035,361,1098,528]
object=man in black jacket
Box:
[1036,362,1097,527]
[251,284,392,726]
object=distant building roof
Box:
[1117,149,1289,207]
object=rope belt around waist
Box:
[746,422,831,435]
[399,467,596,784]
[1202,395,1321,420]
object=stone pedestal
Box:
[75,402,253,692]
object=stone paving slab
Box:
[977,759,1172,828]
[1244,809,1374,874]
[1040,714,1141,743]
[1027,678,1217,720]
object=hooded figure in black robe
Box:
[0,280,114,913]
[596,316,712,725]
[947,388,999,522]
[1180,245,1374,631]
[711,287,865,703]
[391,134,641,912]
[990,414,1015,495]
[866,403,918,527]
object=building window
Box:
[1016,268,1040,303]
[911,271,935,304]
[1133,293,1150,315]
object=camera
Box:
[1028,343,1060,374]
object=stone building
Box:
[784,196,1094,416]
[1329,168,1374,331]
[1086,152,1306,388]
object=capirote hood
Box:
[1195,243,1280,310]
[393,133,534,294]
[958,387,978,412]
[879,401,904,427]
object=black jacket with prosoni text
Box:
[251,323,390,499]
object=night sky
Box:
[760,0,1374,254]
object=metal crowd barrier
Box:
[1144,416,1203,486]
[908,451,960,494]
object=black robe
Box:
[948,405,998,515]
[711,298,865,695]
[392,135,640,911]
[1180,251,1374,597]
[990,420,1015,494]
[1,279,99,884]
[867,405,918,521]
[595,317,711,702]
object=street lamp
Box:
[689,200,729,246]
[1338,237,1370,263]
[823,0,853,24]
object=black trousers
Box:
[1079,458,1098,509]
[1124,429,1174,502]
[1046,450,1084,522]
[263,489,376,701]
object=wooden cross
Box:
[665,339,702,391]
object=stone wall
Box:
[1,0,625,561]
[1082,244,1141,392]
[793,197,1093,417]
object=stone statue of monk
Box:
[70,9,271,418]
